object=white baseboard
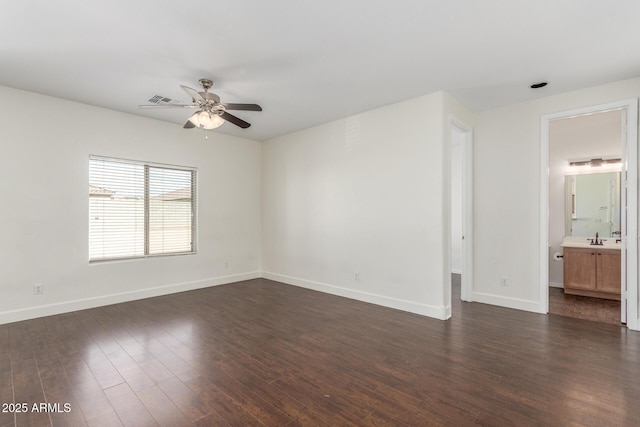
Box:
[548,282,564,289]
[443,304,452,320]
[451,269,462,275]
[2,271,546,325]
[471,291,542,313]
[262,271,448,320]
[0,271,261,325]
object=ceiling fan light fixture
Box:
[187,111,201,127]
[188,110,224,130]
[201,112,224,130]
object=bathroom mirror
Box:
[565,171,621,238]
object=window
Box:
[89,156,197,262]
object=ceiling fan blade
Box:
[138,104,197,109]
[183,120,196,129]
[222,103,262,111]
[180,85,205,102]
[220,111,251,129]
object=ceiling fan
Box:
[139,78,262,133]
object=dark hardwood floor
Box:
[453,273,621,325]
[548,286,621,325]
[2,278,639,426]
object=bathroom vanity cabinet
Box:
[563,247,621,300]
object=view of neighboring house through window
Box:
[89,156,197,262]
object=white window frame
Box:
[89,155,198,263]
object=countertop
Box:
[561,236,621,250]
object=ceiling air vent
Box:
[148,95,175,104]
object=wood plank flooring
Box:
[2,278,639,426]
[548,286,621,325]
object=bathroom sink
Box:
[560,236,622,250]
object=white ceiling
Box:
[2,0,640,141]
[550,109,623,161]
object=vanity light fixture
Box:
[569,158,622,167]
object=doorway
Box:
[450,119,473,315]
[540,99,638,330]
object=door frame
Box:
[539,99,638,330]
[451,118,473,303]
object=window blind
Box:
[89,156,197,262]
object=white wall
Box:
[7,75,639,327]
[261,91,472,319]
[0,85,262,324]
[474,76,640,314]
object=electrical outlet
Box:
[33,283,43,295]
[355,272,360,281]
[501,277,508,286]
[224,261,229,269]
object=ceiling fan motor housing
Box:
[201,92,221,104]
[199,79,214,90]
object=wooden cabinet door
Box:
[596,250,621,295]
[563,248,596,290]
